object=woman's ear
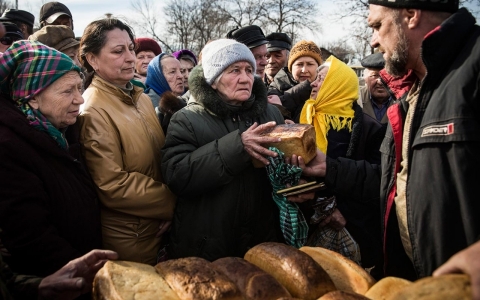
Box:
[28,96,40,110]
[85,52,98,71]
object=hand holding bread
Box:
[241,121,280,165]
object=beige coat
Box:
[79,76,176,265]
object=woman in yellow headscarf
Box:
[300,55,359,157]
[297,55,387,278]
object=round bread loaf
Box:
[155,257,242,300]
[244,242,336,300]
[213,257,291,300]
[390,274,471,300]
[365,277,412,300]
[93,260,180,300]
[318,290,372,300]
[300,246,376,295]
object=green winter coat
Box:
[161,66,285,260]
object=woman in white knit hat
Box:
[161,38,285,260]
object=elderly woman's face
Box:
[87,28,135,87]
[162,57,184,96]
[212,61,254,106]
[291,56,319,82]
[135,50,155,76]
[28,71,84,129]
[310,66,329,100]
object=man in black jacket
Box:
[288,0,480,298]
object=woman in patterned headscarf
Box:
[0,40,102,277]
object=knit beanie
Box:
[135,37,162,56]
[368,0,459,13]
[288,40,323,73]
[201,38,256,85]
[145,53,171,96]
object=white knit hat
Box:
[201,39,257,85]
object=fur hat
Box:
[135,37,162,56]
[200,38,256,85]
[0,9,35,28]
[288,40,323,72]
[368,0,459,13]
[225,25,268,49]
[28,25,79,52]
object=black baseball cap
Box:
[0,9,35,28]
[40,2,72,24]
[226,25,268,49]
[266,32,292,52]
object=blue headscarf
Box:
[145,53,171,96]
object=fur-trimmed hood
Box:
[188,65,268,119]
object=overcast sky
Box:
[17,0,480,49]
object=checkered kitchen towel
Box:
[266,147,309,248]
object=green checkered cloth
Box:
[266,147,309,248]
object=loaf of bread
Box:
[92,260,180,300]
[253,123,317,167]
[390,274,471,300]
[244,242,336,300]
[155,257,242,300]
[213,257,291,300]
[300,246,376,295]
[318,290,372,300]
[365,277,412,300]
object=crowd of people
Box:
[0,0,479,299]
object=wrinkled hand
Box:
[267,95,282,105]
[38,249,118,300]
[286,149,326,178]
[286,179,316,203]
[433,240,480,300]
[241,121,281,165]
[319,208,346,231]
[156,220,172,238]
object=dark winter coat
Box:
[380,8,480,279]
[267,67,312,122]
[161,66,285,260]
[0,97,102,277]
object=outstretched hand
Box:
[285,149,327,178]
[241,121,281,165]
[38,249,119,300]
[433,240,480,300]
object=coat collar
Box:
[89,75,145,106]
[188,65,268,119]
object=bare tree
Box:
[218,0,265,29]
[1,0,12,15]
[261,0,320,42]
[129,0,174,52]
[325,39,355,63]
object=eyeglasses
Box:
[0,36,21,46]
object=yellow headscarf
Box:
[300,56,359,153]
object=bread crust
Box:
[390,274,471,300]
[155,257,242,300]
[300,246,376,295]
[213,257,291,300]
[365,276,412,300]
[244,242,336,300]
[93,260,180,300]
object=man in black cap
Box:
[226,25,268,78]
[0,9,34,39]
[0,22,23,54]
[39,1,73,30]
[359,52,391,123]
[264,32,292,86]
[288,0,480,295]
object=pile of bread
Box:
[93,242,472,300]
